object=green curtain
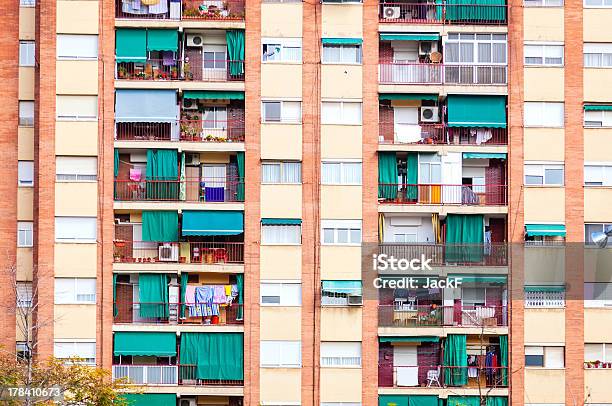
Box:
[500,335,508,386]
[409,396,439,406]
[180,273,188,319]
[179,333,244,381]
[447,396,480,406]
[114,149,119,178]
[486,397,508,406]
[445,214,484,263]
[379,395,438,406]
[179,152,186,201]
[378,152,398,199]
[139,274,169,319]
[142,211,178,242]
[226,30,245,77]
[443,334,468,386]
[113,273,118,317]
[236,152,245,201]
[406,152,418,200]
[122,394,176,406]
[236,274,244,320]
[445,0,506,22]
[146,149,179,200]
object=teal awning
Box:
[584,104,612,111]
[379,93,438,101]
[524,285,565,292]
[525,224,566,237]
[183,90,245,100]
[379,336,440,343]
[261,218,302,225]
[121,394,176,406]
[147,29,178,52]
[447,95,507,128]
[379,395,439,406]
[463,152,507,159]
[380,33,440,41]
[322,37,363,45]
[114,332,176,356]
[322,280,362,294]
[449,274,507,284]
[180,333,243,381]
[182,210,244,236]
[115,29,147,63]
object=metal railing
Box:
[378,243,508,266]
[378,304,508,327]
[114,177,244,202]
[115,0,174,19]
[116,0,245,20]
[524,290,565,308]
[182,0,245,20]
[112,365,178,385]
[379,63,507,85]
[113,300,243,325]
[116,60,179,80]
[115,122,175,142]
[379,2,508,25]
[184,59,245,82]
[378,184,507,205]
[378,124,507,145]
[179,119,245,142]
[112,241,245,264]
[179,365,243,385]
[378,364,509,388]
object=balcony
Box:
[117,59,180,81]
[378,304,508,327]
[115,0,245,20]
[115,59,245,82]
[115,118,245,143]
[114,177,244,202]
[113,241,244,264]
[378,364,508,388]
[378,184,507,206]
[379,63,507,85]
[114,299,243,325]
[379,123,507,145]
[184,58,245,82]
[378,1,508,25]
[379,243,507,266]
[116,0,175,20]
[112,364,178,385]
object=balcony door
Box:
[394,345,419,386]
[203,45,227,81]
[202,164,227,202]
[394,107,421,144]
[202,106,228,139]
[392,43,419,83]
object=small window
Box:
[16,282,32,308]
[262,101,301,123]
[17,222,33,247]
[321,101,362,125]
[55,278,97,304]
[524,162,564,186]
[19,101,34,127]
[260,282,301,306]
[524,0,563,6]
[18,161,34,187]
[320,342,362,367]
[19,41,35,67]
[261,224,302,245]
[321,280,362,306]
[584,43,612,67]
[16,342,31,360]
[584,0,612,7]
[584,110,612,127]
[20,0,36,6]
[56,95,98,121]
[56,156,98,182]
[321,220,362,245]
[585,343,612,363]
[262,38,302,62]
[524,44,564,66]
[262,161,302,184]
[524,102,564,127]
[584,164,612,186]
[322,44,362,64]
[585,223,612,245]
[525,345,564,368]
[55,217,97,242]
[54,341,96,365]
[321,161,362,185]
[57,35,98,60]
[260,340,301,367]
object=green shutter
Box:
[447,95,507,128]
[179,333,244,381]
[182,211,244,236]
[447,396,480,406]
[406,152,418,200]
[380,395,409,406]
[147,30,178,52]
[114,332,176,356]
[486,397,508,406]
[122,394,176,406]
[448,274,507,284]
[115,29,147,63]
[379,336,440,343]
[445,214,484,263]
[409,396,439,406]
[142,211,179,242]
[380,33,440,41]
[183,91,245,100]
[524,285,565,292]
[379,93,438,101]
[378,152,398,199]
[322,37,363,45]
[321,280,363,294]
[463,152,507,159]
[180,273,188,319]
[138,273,169,319]
[114,149,119,178]
[261,218,302,225]
[226,30,245,77]
[584,104,612,111]
[236,274,244,320]
[499,335,508,386]
[445,0,506,22]
[525,224,566,237]
[443,334,468,386]
[145,149,179,200]
[236,152,245,201]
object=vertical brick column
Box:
[244,2,262,404]
[33,0,56,360]
[0,0,20,352]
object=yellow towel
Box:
[225,285,232,296]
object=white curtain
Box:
[262,225,301,244]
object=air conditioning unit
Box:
[347,294,363,306]
[182,98,198,110]
[186,34,204,47]
[159,244,179,262]
[420,106,440,123]
[382,6,400,19]
[419,41,438,56]
[179,399,196,406]
[185,153,200,166]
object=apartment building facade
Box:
[2,0,612,404]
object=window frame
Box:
[56,34,99,60]
[56,95,98,121]
[321,161,363,185]
[320,341,362,368]
[523,102,565,128]
[16,282,33,308]
[54,216,97,243]
[523,43,564,67]
[19,101,34,127]
[55,156,98,182]
[18,161,34,187]
[584,109,612,127]
[260,340,302,368]
[584,0,612,8]
[262,38,302,63]
[524,162,565,186]
[523,0,563,5]
[17,221,33,248]
[261,100,302,124]
[585,223,612,246]
[261,161,302,184]
[585,343,612,363]
[260,281,302,306]
[53,341,96,365]
[321,100,363,125]
[321,43,363,65]
[584,163,612,186]
[443,33,508,65]
[54,278,97,304]
[19,41,35,67]
[525,345,565,369]
[261,224,302,246]
[321,219,362,246]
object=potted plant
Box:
[171,66,178,79]
[117,65,128,79]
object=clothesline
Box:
[184,284,238,318]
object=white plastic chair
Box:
[426,366,441,387]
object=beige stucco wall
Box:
[319,368,362,403]
[585,188,612,222]
[320,307,362,341]
[321,65,363,99]
[524,187,565,223]
[523,68,564,102]
[17,248,33,281]
[261,64,302,98]
[19,7,35,40]
[523,8,564,41]
[18,127,34,160]
[320,246,361,280]
[17,188,33,221]
[54,305,97,339]
[585,129,612,161]
[19,67,35,100]
[322,4,363,38]
[261,3,303,37]
[260,245,301,280]
[260,307,301,340]
[321,125,362,159]
[55,182,98,216]
[523,128,565,161]
[56,61,99,95]
[260,184,302,218]
[55,121,99,155]
[56,1,99,34]
[585,69,612,102]
[585,369,612,403]
[260,124,302,160]
[524,309,565,343]
[585,309,612,342]
[320,185,362,219]
[524,369,565,403]
[260,369,301,403]
[584,9,612,42]
[54,244,97,277]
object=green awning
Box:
[379,93,438,101]
[115,29,147,63]
[447,396,480,406]
[121,394,176,406]
[525,224,566,237]
[322,37,363,45]
[113,332,176,356]
[447,95,507,128]
[379,336,440,343]
[380,33,440,41]
[261,218,302,225]
[322,280,362,294]
[183,90,245,100]
[584,104,612,111]
[147,29,178,52]
[379,395,439,406]
[182,210,244,236]
[463,152,507,159]
[448,274,507,284]
[179,333,243,381]
[524,285,565,292]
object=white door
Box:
[202,164,227,188]
[394,107,421,144]
[441,151,462,203]
[202,45,227,81]
[394,345,419,386]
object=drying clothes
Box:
[224,285,232,296]
[129,168,142,181]
[484,230,492,255]
[194,286,219,317]
[212,285,227,305]
[469,128,493,145]
[162,51,176,66]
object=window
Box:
[321,281,362,306]
[16,282,32,308]
[18,161,34,187]
[584,43,612,67]
[260,340,301,367]
[262,161,302,184]
[261,223,302,245]
[57,35,98,60]
[55,217,97,242]
[524,0,563,5]
[525,346,565,368]
[202,106,227,130]
[321,0,362,2]
[321,404,362,406]
[585,223,612,245]
[524,102,564,127]
[524,43,564,66]
[20,0,35,6]
[524,288,565,308]
[585,164,612,186]
[462,287,486,307]
[260,282,301,306]
[321,220,362,245]
[321,161,362,185]
[262,38,302,62]
[320,342,361,367]
[203,45,227,69]
[585,0,612,7]
[444,33,507,64]
[585,343,612,363]
[524,162,564,185]
[322,44,362,64]
[56,157,98,181]
[16,342,31,360]
[585,109,612,127]
[321,101,362,125]
[419,153,442,184]
[55,278,96,304]
[262,101,301,123]
[56,95,98,120]
[17,222,33,247]
[54,341,96,365]
[585,283,612,307]
[19,101,34,126]
[19,41,35,66]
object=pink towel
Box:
[212,285,227,304]
[129,168,142,181]
[185,285,196,306]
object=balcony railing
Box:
[113,241,245,264]
[113,300,243,325]
[116,0,175,19]
[379,364,508,388]
[378,304,508,327]
[179,119,245,142]
[379,63,507,85]
[115,60,245,82]
[379,243,508,266]
[378,124,507,145]
[185,59,245,82]
[179,365,243,386]
[116,0,245,20]
[114,177,244,202]
[115,122,176,142]
[112,364,178,385]
[116,60,180,81]
[182,0,245,20]
[379,2,508,25]
[378,184,507,206]
[524,290,565,308]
